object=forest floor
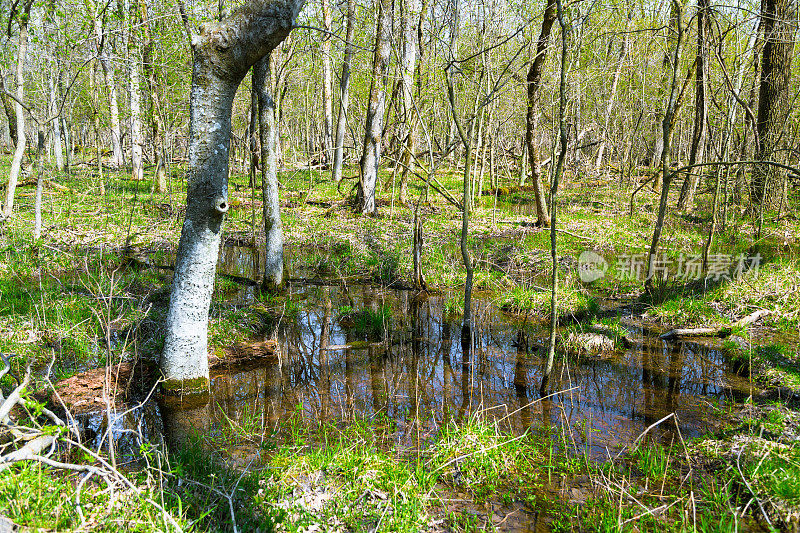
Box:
[0,156,799,531]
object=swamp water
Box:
[81,244,754,529]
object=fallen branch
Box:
[660,309,771,340]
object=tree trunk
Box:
[397,0,420,205]
[321,0,333,164]
[541,0,569,396]
[446,68,474,351]
[3,2,30,219]
[140,0,167,193]
[652,0,686,189]
[332,0,355,183]
[355,0,391,214]
[91,62,105,196]
[0,75,17,149]
[161,0,303,396]
[48,72,65,171]
[92,8,124,169]
[255,54,284,291]
[677,0,711,212]
[750,0,797,210]
[33,131,45,239]
[128,7,145,184]
[646,0,685,291]
[525,0,557,227]
[412,206,426,290]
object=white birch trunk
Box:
[161,0,304,395]
[356,0,391,214]
[3,10,29,219]
[398,0,419,203]
[49,73,65,171]
[255,54,284,290]
[332,0,355,182]
[93,15,124,169]
[321,0,333,161]
[129,32,144,182]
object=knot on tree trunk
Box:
[214,197,229,214]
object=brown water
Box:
[198,282,750,456]
[94,243,751,460]
[78,244,753,531]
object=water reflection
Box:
[135,244,750,460]
[192,281,750,459]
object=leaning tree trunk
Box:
[161,0,304,396]
[355,0,391,214]
[255,53,284,291]
[750,0,797,210]
[525,0,557,227]
[677,0,710,212]
[3,2,30,219]
[332,0,355,183]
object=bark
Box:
[33,131,44,239]
[397,0,420,204]
[0,75,17,148]
[161,0,304,396]
[540,0,569,396]
[355,0,391,214]
[255,54,284,291]
[140,0,167,192]
[332,0,355,183]
[128,7,145,183]
[446,69,473,350]
[321,0,333,162]
[525,0,557,227]
[92,7,124,169]
[677,0,711,211]
[751,0,797,209]
[3,2,30,219]
[48,73,64,171]
[645,0,684,291]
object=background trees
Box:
[0,0,797,320]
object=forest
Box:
[0,0,798,530]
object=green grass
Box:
[0,155,799,531]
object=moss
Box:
[160,376,210,397]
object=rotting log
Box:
[660,309,771,340]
